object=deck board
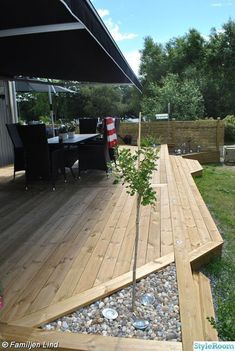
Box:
[0,145,223,351]
[163,146,205,350]
[146,187,161,262]
[0,322,183,351]
[74,189,131,294]
[171,156,203,250]
[0,186,98,278]
[9,253,175,328]
[93,189,134,286]
[112,197,137,278]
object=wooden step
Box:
[0,323,183,351]
[189,241,223,270]
[181,157,203,177]
[193,272,218,341]
[162,145,205,350]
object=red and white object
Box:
[0,295,3,309]
[105,117,118,148]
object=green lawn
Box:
[195,165,235,341]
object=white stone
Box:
[45,324,52,331]
[99,302,105,309]
[62,321,69,329]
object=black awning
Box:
[0,0,141,91]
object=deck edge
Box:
[0,323,183,351]
[10,253,174,327]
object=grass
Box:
[195,165,235,341]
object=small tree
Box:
[110,138,159,311]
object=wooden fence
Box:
[118,120,224,153]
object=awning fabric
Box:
[0,0,142,91]
[15,80,76,93]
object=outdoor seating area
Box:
[0,145,223,350]
[5,121,113,189]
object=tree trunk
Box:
[132,194,141,312]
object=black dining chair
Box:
[18,124,66,190]
[91,117,119,162]
[6,123,25,180]
[63,117,98,178]
[78,121,110,176]
[79,118,98,134]
[64,146,79,179]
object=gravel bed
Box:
[43,263,181,341]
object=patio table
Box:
[48,133,99,145]
[48,133,100,179]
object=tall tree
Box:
[78,85,131,117]
[140,36,167,84]
[165,29,205,76]
[141,74,204,120]
[204,20,235,117]
[139,20,235,119]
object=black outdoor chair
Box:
[6,123,25,180]
[64,146,79,179]
[79,118,98,134]
[18,124,66,190]
[78,143,110,177]
[94,117,119,161]
[78,122,110,176]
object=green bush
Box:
[39,115,51,125]
[196,165,235,340]
[224,115,235,142]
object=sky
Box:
[91,0,235,75]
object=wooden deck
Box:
[0,145,223,351]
